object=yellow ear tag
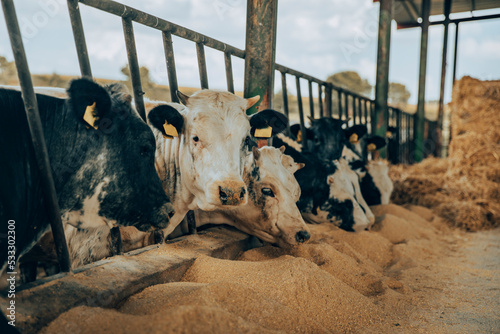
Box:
[162,121,178,139]
[367,143,377,152]
[386,131,392,138]
[349,133,359,144]
[254,126,272,138]
[83,102,98,130]
[296,130,302,143]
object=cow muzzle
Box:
[208,179,247,206]
[295,230,311,243]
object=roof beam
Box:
[397,12,500,29]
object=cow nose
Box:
[295,230,310,243]
[218,184,247,206]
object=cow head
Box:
[291,118,346,161]
[148,90,287,211]
[226,146,309,246]
[63,79,174,232]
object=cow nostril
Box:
[219,186,228,201]
[240,188,246,200]
[295,230,310,243]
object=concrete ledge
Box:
[1,227,257,333]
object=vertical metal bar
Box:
[244,0,278,114]
[196,42,209,89]
[336,90,342,119]
[374,0,393,158]
[395,109,401,164]
[452,22,459,85]
[162,31,179,103]
[296,77,307,150]
[122,17,146,122]
[370,101,376,134]
[1,0,71,272]
[437,0,452,157]
[280,71,290,135]
[325,84,332,117]
[67,0,92,79]
[224,51,235,93]
[414,0,430,162]
[317,83,323,117]
[364,99,368,125]
[308,80,314,119]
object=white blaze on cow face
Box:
[366,160,393,205]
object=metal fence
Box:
[1,0,430,274]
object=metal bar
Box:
[437,0,452,157]
[395,108,401,164]
[317,83,323,118]
[280,72,290,135]
[336,90,341,119]
[122,17,146,122]
[196,42,209,89]
[1,0,71,272]
[370,101,376,135]
[398,12,500,29]
[325,84,332,117]
[67,0,92,78]
[244,0,278,113]
[452,23,459,85]
[224,52,235,94]
[78,0,246,58]
[162,31,179,103]
[364,99,368,125]
[374,0,393,158]
[308,80,314,119]
[352,96,357,124]
[296,77,307,150]
[414,0,430,162]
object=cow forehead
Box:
[257,148,300,192]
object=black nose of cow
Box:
[218,186,246,205]
[295,230,310,243]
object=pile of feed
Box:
[390,76,500,231]
[42,204,465,333]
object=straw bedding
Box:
[390,76,500,231]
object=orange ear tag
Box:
[386,131,392,138]
[367,143,377,152]
[254,126,272,138]
[163,121,178,139]
[349,133,359,144]
[83,102,98,129]
[296,130,302,143]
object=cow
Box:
[146,90,288,237]
[273,125,374,232]
[342,125,393,206]
[193,146,310,247]
[0,79,175,289]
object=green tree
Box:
[326,71,372,97]
[388,82,411,107]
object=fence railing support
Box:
[374,0,393,158]
[67,0,92,79]
[1,0,71,273]
[244,0,278,114]
[414,0,430,162]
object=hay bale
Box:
[390,76,500,231]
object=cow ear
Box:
[344,125,367,143]
[148,105,184,138]
[290,124,301,139]
[296,162,305,171]
[176,91,190,106]
[366,135,386,151]
[249,109,288,138]
[67,78,112,130]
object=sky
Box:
[0,0,499,105]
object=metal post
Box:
[374,0,393,158]
[224,52,235,93]
[67,0,92,79]
[244,0,278,114]
[162,31,179,103]
[437,0,452,157]
[325,84,332,117]
[296,77,307,149]
[1,0,71,272]
[308,80,314,119]
[122,17,146,122]
[196,42,209,89]
[452,22,459,85]
[280,71,290,135]
[414,0,430,162]
[317,83,323,117]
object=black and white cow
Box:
[274,118,374,232]
[342,125,393,206]
[0,79,175,276]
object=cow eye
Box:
[192,136,199,143]
[261,188,274,197]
